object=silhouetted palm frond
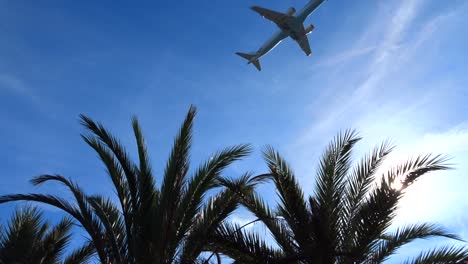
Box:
[403,245,468,264]
[370,223,462,263]
[0,205,94,264]
[0,105,255,264]
[215,130,467,263]
[207,222,284,263]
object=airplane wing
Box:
[296,34,311,56]
[251,6,292,27]
[296,0,326,22]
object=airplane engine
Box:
[305,24,315,34]
[287,7,296,16]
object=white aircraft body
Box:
[237,0,326,71]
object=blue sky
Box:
[1,0,468,262]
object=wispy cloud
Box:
[287,0,426,161]
[0,73,41,104]
[283,0,468,223]
[352,0,422,96]
[0,73,28,93]
[311,45,377,70]
[314,0,422,80]
[292,0,466,148]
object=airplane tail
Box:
[236,52,261,71]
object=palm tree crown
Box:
[0,106,259,264]
[0,205,94,264]
[211,130,468,263]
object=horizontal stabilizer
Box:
[236,52,261,71]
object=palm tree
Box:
[0,106,260,264]
[0,205,94,264]
[210,130,468,263]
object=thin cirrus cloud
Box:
[0,73,44,109]
[292,0,467,153]
[282,0,468,240]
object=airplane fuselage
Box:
[255,30,289,59]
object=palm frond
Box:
[80,114,139,217]
[313,130,361,261]
[88,195,127,263]
[383,154,451,189]
[370,223,463,262]
[31,175,94,223]
[131,116,153,183]
[160,106,195,203]
[30,175,105,249]
[236,188,297,255]
[63,240,96,264]
[179,187,242,263]
[2,107,257,263]
[180,173,264,262]
[206,222,285,264]
[263,146,312,250]
[156,106,196,261]
[347,153,452,261]
[81,135,135,260]
[315,129,361,209]
[348,177,400,262]
[0,205,43,262]
[132,116,158,236]
[341,141,394,250]
[176,145,251,244]
[0,187,106,262]
[0,205,92,264]
[0,193,82,222]
[39,216,73,263]
[403,245,468,264]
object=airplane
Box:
[236,0,326,71]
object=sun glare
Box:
[391,179,403,190]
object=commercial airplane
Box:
[236,0,326,71]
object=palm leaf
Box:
[0,205,93,264]
[370,223,463,262]
[206,222,285,263]
[313,130,361,262]
[175,145,251,245]
[263,146,312,251]
[0,189,106,262]
[81,114,141,262]
[63,240,96,264]
[131,116,158,238]
[341,141,394,251]
[403,245,468,264]
[39,216,73,263]
[156,106,195,262]
[30,175,106,258]
[179,188,242,263]
[236,189,297,255]
[383,154,451,189]
[81,135,135,261]
[349,153,452,262]
[88,195,127,263]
